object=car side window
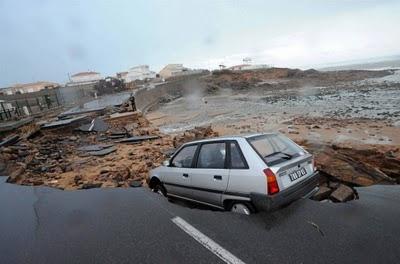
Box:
[171,145,197,168]
[230,142,247,169]
[197,142,226,169]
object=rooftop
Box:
[12,81,59,88]
[71,71,100,77]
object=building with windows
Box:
[124,65,156,82]
[159,64,204,79]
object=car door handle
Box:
[214,175,222,180]
[182,173,189,178]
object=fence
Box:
[0,89,62,121]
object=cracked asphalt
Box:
[1,176,400,264]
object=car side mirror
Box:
[163,160,171,167]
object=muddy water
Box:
[155,70,400,133]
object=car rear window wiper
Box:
[264,151,293,159]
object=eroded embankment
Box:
[298,140,400,202]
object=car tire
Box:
[153,183,167,197]
[229,202,255,215]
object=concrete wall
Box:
[135,73,207,113]
[57,83,97,106]
[135,80,183,112]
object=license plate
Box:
[289,167,307,182]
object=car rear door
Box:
[190,141,230,206]
[162,144,198,198]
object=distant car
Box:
[148,133,319,214]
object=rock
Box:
[32,179,44,186]
[330,184,355,202]
[100,168,109,174]
[101,181,118,188]
[6,166,25,183]
[288,128,299,134]
[328,181,340,189]
[0,161,6,172]
[312,186,332,201]
[74,175,82,184]
[18,150,29,157]
[81,182,102,189]
[2,147,13,154]
[385,151,396,158]
[129,180,142,188]
[282,120,293,125]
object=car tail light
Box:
[264,168,280,195]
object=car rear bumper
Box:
[250,171,320,212]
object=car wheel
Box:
[153,183,167,197]
[230,202,253,215]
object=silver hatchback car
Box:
[148,133,319,214]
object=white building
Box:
[159,64,203,79]
[229,64,271,71]
[124,65,156,82]
[1,81,59,95]
[70,71,102,84]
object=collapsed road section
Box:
[1,68,400,205]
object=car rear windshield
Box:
[247,134,305,166]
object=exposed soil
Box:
[0,103,220,190]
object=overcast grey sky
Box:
[0,0,399,86]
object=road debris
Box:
[41,115,88,129]
[0,135,20,147]
[1,68,399,205]
[77,144,114,152]
[311,186,332,201]
[330,184,357,203]
[116,135,159,143]
[87,146,117,156]
[78,118,109,132]
[173,126,219,148]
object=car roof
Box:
[182,132,278,145]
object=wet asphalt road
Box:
[1,176,400,264]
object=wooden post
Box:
[25,99,32,114]
[0,102,6,119]
[15,101,21,116]
[55,92,60,106]
[36,97,42,111]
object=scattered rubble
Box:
[312,186,332,201]
[78,118,109,132]
[116,135,159,143]
[87,146,117,156]
[0,135,20,147]
[302,140,400,202]
[172,126,219,148]
[2,68,400,206]
[0,102,219,191]
[330,184,356,203]
[41,115,88,129]
[300,141,400,186]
